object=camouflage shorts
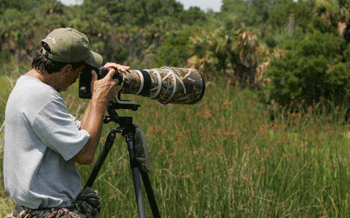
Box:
[6,188,100,218]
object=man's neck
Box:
[25,69,44,81]
[25,69,58,90]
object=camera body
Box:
[79,65,122,99]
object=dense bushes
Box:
[265,31,349,108]
[153,29,192,67]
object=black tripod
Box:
[83,100,160,218]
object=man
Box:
[4,28,130,217]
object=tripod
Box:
[83,99,160,218]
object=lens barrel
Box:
[79,66,205,105]
[119,67,205,105]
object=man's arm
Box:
[73,95,106,165]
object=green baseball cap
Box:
[41,28,103,68]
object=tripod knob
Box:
[103,116,112,124]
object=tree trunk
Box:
[289,14,297,36]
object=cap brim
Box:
[85,50,103,68]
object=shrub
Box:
[153,29,192,67]
[265,31,348,109]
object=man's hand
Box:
[104,62,130,73]
[91,63,130,105]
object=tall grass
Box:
[1,78,350,217]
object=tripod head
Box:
[104,91,140,124]
[111,92,140,111]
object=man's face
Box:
[55,64,85,92]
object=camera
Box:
[79,65,205,105]
[78,65,121,99]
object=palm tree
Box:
[314,0,350,40]
[231,30,258,87]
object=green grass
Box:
[1,78,350,217]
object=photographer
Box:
[4,28,129,217]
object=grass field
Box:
[1,76,350,217]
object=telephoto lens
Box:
[79,66,205,105]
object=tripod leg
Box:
[84,130,117,189]
[132,167,147,218]
[140,171,161,218]
[125,132,147,218]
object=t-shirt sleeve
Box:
[70,114,83,130]
[32,98,90,161]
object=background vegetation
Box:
[2,0,350,217]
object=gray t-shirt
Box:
[4,76,90,209]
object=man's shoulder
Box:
[13,76,60,101]
[6,76,62,119]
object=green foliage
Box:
[264,36,277,48]
[265,0,318,38]
[187,17,261,87]
[222,0,295,27]
[221,0,259,26]
[82,0,184,27]
[153,29,192,67]
[0,51,11,65]
[188,21,236,76]
[0,0,51,13]
[266,31,348,108]
[308,16,338,34]
[179,6,207,25]
[326,62,350,101]
[0,76,11,123]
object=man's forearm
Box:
[74,97,106,164]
